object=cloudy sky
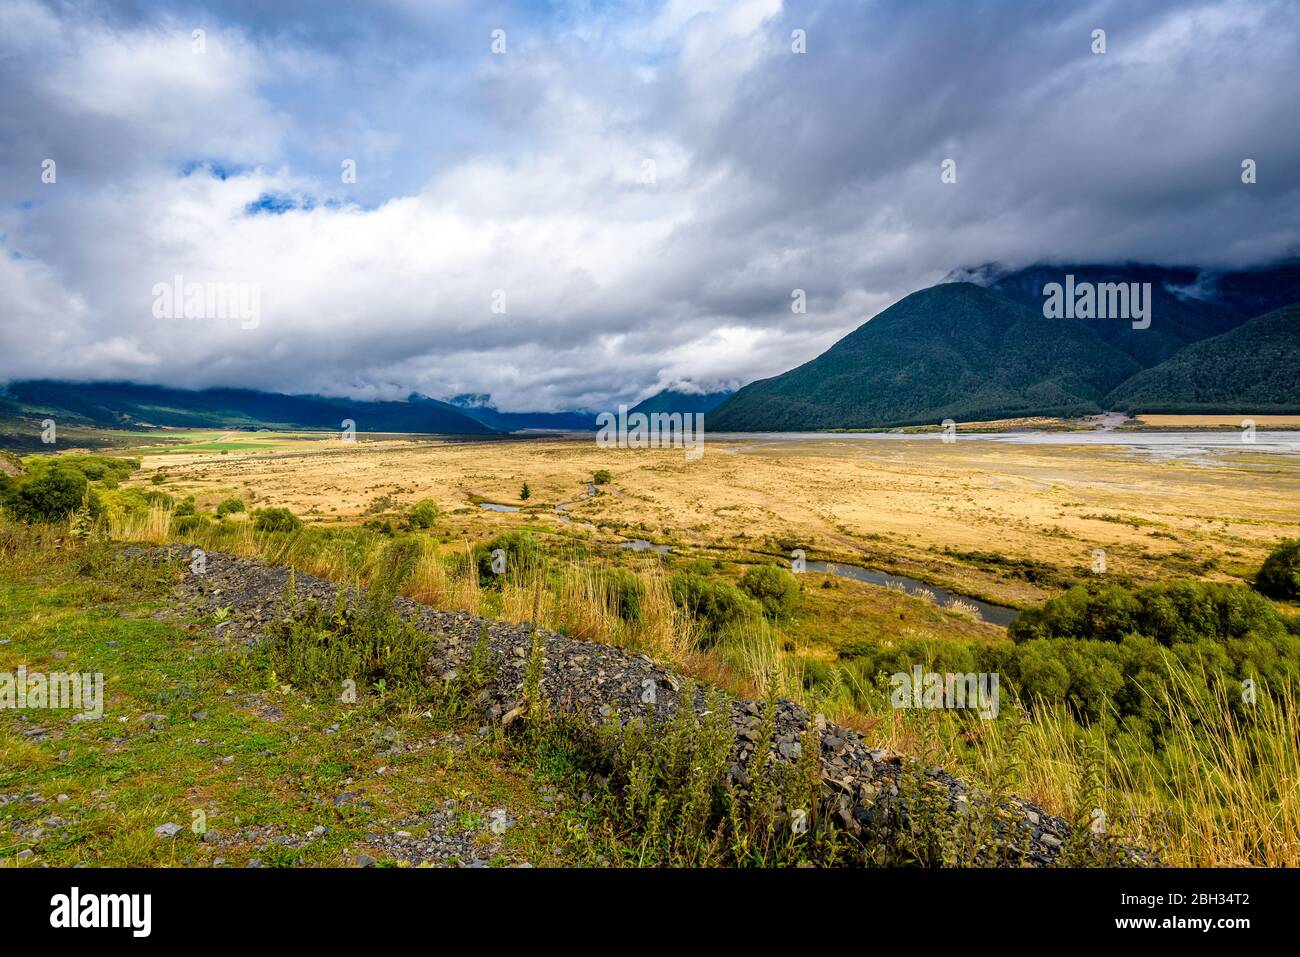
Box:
[2,0,1298,411]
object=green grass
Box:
[0,534,565,868]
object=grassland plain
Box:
[129,430,1300,611]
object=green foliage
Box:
[19,454,139,488]
[475,530,543,583]
[173,513,209,535]
[252,544,434,712]
[600,567,645,623]
[738,564,801,620]
[546,686,841,866]
[252,506,303,533]
[1255,539,1300,600]
[592,469,612,486]
[1009,580,1286,646]
[216,497,246,517]
[668,572,759,642]
[174,496,197,516]
[405,498,440,529]
[3,469,100,524]
[840,579,1300,751]
[520,483,531,501]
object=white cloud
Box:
[1,0,1298,410]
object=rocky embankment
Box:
[164,548,1153,867]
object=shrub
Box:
[668,572,759,638]
[520,483,531,501]
[593,469,612,486]
[739,564,801,620]
[173,514,209,535]
[475,530,542,583]
[1255,539,1300,600]
[406,498,440,529]
[174,496,197,517]
[216,497,246,518]
[20,454,138,489]
[1010,580,1286,647]
[3,469,99,524]
[601,567,645,622]
[252,507,303,533]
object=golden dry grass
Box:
[132,433,1300,608]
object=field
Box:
[129,430,1300,612]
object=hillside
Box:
[1106,303,1300,412]
[0,380,499,435]
[628,388,734,416]
[985,260,1300,368]
[708,283,1141,430]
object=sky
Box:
[2,0,1298,411]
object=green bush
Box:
[252,507,303,533]
[601,567,645,623]
[739,564,801,620]
[475,531,542,583]
[593,469,612,486]
[668,572,759,640]
[824,579,1300,747]
[216,497,246,518]
[173,513,209,535]
[406,498,440,529]
[520,483,531,501]
[3,469,99,524]
[174,496,197,517]
[1255,539,1300,600]
[19,454,138,489]
[1009,580,1286,647]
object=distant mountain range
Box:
[0,380,588,437]
[709,261,1300,429]
[4,261,1296,444]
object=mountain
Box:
[708,283,1141,431]
[416,394,592,432]
[985,259,1300,368]
[1105,303,1300,412]
[1,380,497,434]
[987,264,1243,368]
[628,389,734,417]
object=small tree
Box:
[3,470,97,524]
[216,497,246,518]
[593,469,612,486]
[252,507,302,533]
[406,498,440,529]
[739,564,802,621]
[520,483,531,501]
